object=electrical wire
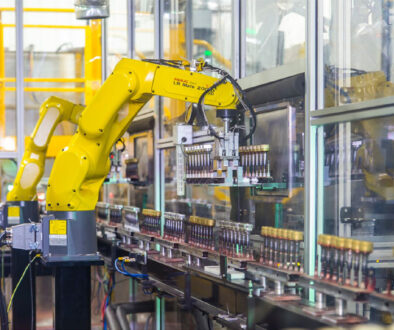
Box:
[120,261,148,279]
[114,258,148,279]
[29,252,34,330]
[196,63,257,141]
[7,254,40,313]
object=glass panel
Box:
[323,1,394,108]
[162,0,187,138]
[319,115,394,289]
[134,0,155,127]
[128,131,155,209]
[0,158,17,201]
[135,0,154,60]
[252,104,305,231]
[192,0,233,73]
[107,0,128,74]
[245,0,306,75]
[22,2,101,160]
[164,148,232,220]
[0,2,17,151]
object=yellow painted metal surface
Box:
[5,87,85,93]
[84,19,102,104]
[24,135,73,158]
[0,6,102,158]
[0,8,75,13]
[46,59,238,211]
[0,10,4,141]
[2,24,87,30]
[7,97,84,202]
[0,77,85,83]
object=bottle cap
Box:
[283,229,289,240]
[360,241,373,254]
[293,231,303,241]
[317,234,325,245]
[352,239,361,252]
[261,144,270,152]
[344,238,353,250]
[336,237,346,249]
[324,235,333,247]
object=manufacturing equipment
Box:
[1,48,394,330]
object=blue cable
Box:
[121,260,148,279]
[114,258,148,279]
[114,259,128,275]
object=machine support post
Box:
[155,294,165,330]
[55,266,91,330]
[184,272,191,310]
[247,281,255,330]
[11,249,36,330]
[129,277,137,330]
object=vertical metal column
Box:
[246,281,255,330]
[382,0,392,81]
[129,278,137,330]
[55,266,91,330]
[315,0,325,279]
[154,0,165,235]
[153,4,166,328]
[185,0,193,61]
[155,295,165,330]
[11,203,39,329]
[304,0,318,285]
[127,0,135,59]
[232,0,246,78]
[11,250,35,330]
[15,0,24,165]
[101,18,108,81]
[13,3,37,321]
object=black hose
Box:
[196,76,228,140]
[197,63,257,141]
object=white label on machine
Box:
[49,234,67,246]
[176,145,185,196]
[49,220,67,245]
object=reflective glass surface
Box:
[135,0,155,59]
[245,0,306,75]
[0,158,17,201]
[192,0,233,73]
[23,2,100,138]
[0,2,17,151]
[323,0,394,107]
[317,115,394,289]
[107,0,128,74]
[319,116,394,237]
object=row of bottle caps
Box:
[184,144,270,154]
[260,226,304,242]
[239,144,270,153]
[318,234,373,254]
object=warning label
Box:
[49,220,67,235]
[49,220,67,246]
[8,206,20,217]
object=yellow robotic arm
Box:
[7,97,85,202]
[46,58,238,211]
